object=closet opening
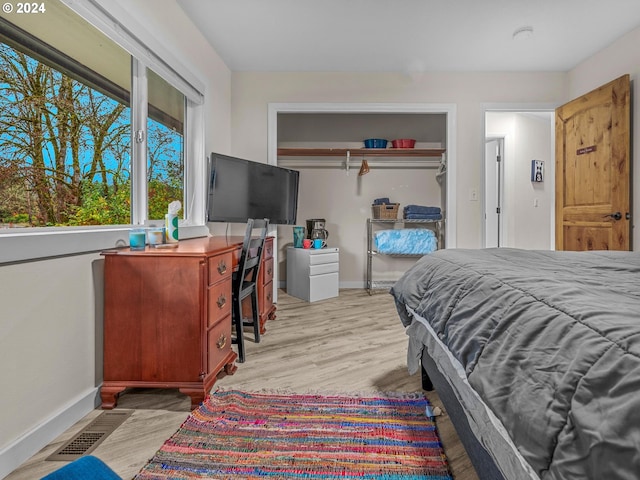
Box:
[267,103,456,296]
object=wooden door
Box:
[555,74,631,251]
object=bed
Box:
[390,248,640,480]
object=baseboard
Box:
[277,281,367,290]
[0,387,100,479]
[338,281,366,289]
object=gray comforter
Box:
[391,248,640,480]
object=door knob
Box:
[603,212,622,221]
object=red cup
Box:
[303,239,312,249]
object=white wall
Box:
[0,1,232,476]
[567,26,640,251]
[510,114,553,249]
[230,72,567,252]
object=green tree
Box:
[147,120,183,219]
[0,43,130,226]
[0,41,184,227]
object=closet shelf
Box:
[278,158,443,169]
[277,148,445,157]
[277,148,446,170]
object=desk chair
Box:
[232,218,269,363]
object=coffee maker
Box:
[306,218,329,242]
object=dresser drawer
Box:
[308,251,339,265]
[207,279,231,327]
[260,280,274,314]
[263,237,274,260]
[208,252,233,285]
[207,314,232,374]
[309,262,339,276]
[308,272,339,302]
[261,257,274,284]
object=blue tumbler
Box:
[293,226,305,248]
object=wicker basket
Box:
[372,203,399,219]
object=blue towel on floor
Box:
[41,456,121,480]
[404,205,441,215]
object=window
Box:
[147,69,185,220]
[0,0,194,229]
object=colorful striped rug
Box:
[135,389,453,479]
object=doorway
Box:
[484,108,555,249]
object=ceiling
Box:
[177,0,640,73]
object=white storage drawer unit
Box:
[286,247,339,302]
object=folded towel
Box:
[375,229,437,255]
[373,197,391,205]
[404,213,442,220]
[404,205,441,215]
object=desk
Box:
[101,236,243,410]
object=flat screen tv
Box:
[207,152,300,225]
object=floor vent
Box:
[46,410,133,461]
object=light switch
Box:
[469,188,478,201]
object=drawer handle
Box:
[217,260,227,275]
[267,291,272,301]
[267,267,273,275]
[216,294,226,309]
[216,333,227,350]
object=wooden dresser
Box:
[247,236,277,334]
[101,237,239,410]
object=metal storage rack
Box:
[366,218,444,294]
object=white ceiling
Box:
[177,0,640,73]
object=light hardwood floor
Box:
[7,289,479,480]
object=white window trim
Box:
[131,58,149,226]
[0,0,209,264]
[0,224,210,264]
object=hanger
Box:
[358,158,370,176]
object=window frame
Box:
[0,0,209,264]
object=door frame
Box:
[485,136,505,247]
[267,102,457,294]
[482,103,557,249]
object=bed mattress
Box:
[391,248,640,480]
[406,306,539,479]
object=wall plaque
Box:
[531,160,544,182]
[577,145,597,155]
